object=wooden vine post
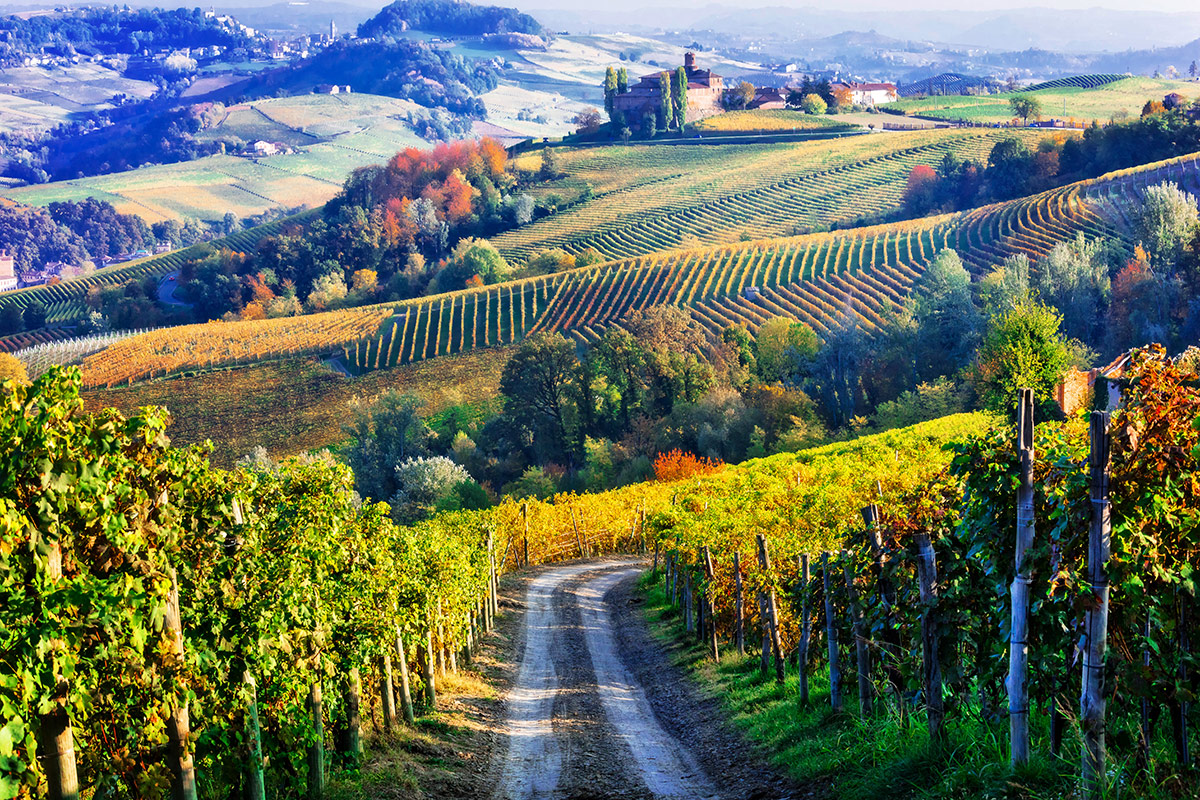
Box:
[344,668,363,758]
[422,627,437,707]
[243,672,266,800]
[796,554,812,705]
[842,556,872,716]
[733,552,746,656]
[1007,388,1036,766]
[488,530,499,620]
[862,504,901,708]
[684,567,694,633]
[307,678,325,798]
[37,540,80,800]
[380,652,397,731]
[1081,411,1111,798]
[522,501,530,567]
[164,568,198,800]
[703,546,719,662]
[822,552,842,713]
[913,533,943,749]
[756,534,785,684]
[395,630,416,726]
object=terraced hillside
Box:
[0,209,319,325]
[495,128,1046,264]
[75,151,1200,389]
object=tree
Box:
[1191,60,1198,78]
[831,85,853,110]
[538,145,559,180]
[1131,181,1199,268]
[1009,94,1041,125]
[801,93,827,115]
[390,455,476,522]
[753,317,819,384]
[977,253,1032,314]
[603,66,618,119]
[0,352,28,385]
[573,108,603,134]
[658,71,674,130]
[22,301,46,331]
[672,66,688,129]
[617,66,628,94]
[970,299,1072,415]
[903,164,940,214]
[594,327,648,428]
[436,238,509,290]
[986,137,1035,200]
[909,249,981,380]
[1034,234,1113,345]
[729,81,755,109]
[810,306,866,426]
[500,333,580,464]
[343,390,431,504]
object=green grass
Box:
[889,77,1198,124]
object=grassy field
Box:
[889,76,1198,124]
[80,347,509,466]
[693,109,858,134]
[0,93,426,222]
[0,61,157,134]
[498,128,1048,263]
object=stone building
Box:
[0,250,16,293]
[613,53,725,126]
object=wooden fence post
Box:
[757,535,785,684]
[863,504,902,710]
[843,556,872,716]
[37,540,80,800]
[684,568,694,632]
[395,631,416,726]
[380,653,397,732]
[307,679,324,798]
[243,672,266,800]
[797,554,812,705]
[344,668,362,758]
[422,627,437,708]
[758,593,771,676]
[913,533,943,748]
[165,568,198,800]
[704,546,719,662]
[734,552,746,656]
[823,552,842,713]
[1008,387,1036,766]
[653,539,660,577]
[1081,411,1111,798]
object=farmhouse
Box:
[0,250,15,293]
[613,53,725,125]
[748,87,787,110]
[832,81,898,106]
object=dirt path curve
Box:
[495,559,807,800]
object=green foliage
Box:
[970,299,1072,415]
[1131,181,1199,267]
[1008,94,1043,124]
[753,317,818,384]
[801,93,827,115]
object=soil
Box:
[476,558,815,800]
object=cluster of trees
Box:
[0,6,256,65]
[176,139,531,322]
[357,0,545,38]
[602,64,689,137]
[905,106,1200,215]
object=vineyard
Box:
[692,110,857,134]
[1022,73,1126,92]
[494,129,1047,264]
[71,147,1199,388]
[0,208,319,325]
[13,328,158,379]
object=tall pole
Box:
[1008,388,1036,765]
[822,552,842,713]
[1081,411,1111,797]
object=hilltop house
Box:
[0,250,16,293]
[748,87,787,110]
[614,53,725,126]
[832,81,898,106]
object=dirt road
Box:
[494,559,807,800]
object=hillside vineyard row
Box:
[74,151,1200,388]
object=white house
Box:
[833,82,898,106]
[0,250,16,293]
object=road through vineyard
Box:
[495,560,805,800]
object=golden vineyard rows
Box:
[78,152,1199,389]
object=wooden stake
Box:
[571,507,585,558]
[734,552,746,656]
[422,627,437,708]
[395,632,416,726]
[757,535,785,684]
[913,533,943,748]
[759,593,771,676]
[345,668,362,758]
[797,554,812,705]
[1081,411,1111,797]
[704,546,719,662]
[843,556,872,716]
[1008,388,1036,766]
[307,679,325,798]
[862,504,902,710]
[243,672,265,800]
[823,552,842,713]
[522,501,530,567]
[684,569,694,632]
[380,653,397,731]
[164,568,198,800]
[37,541,79,800]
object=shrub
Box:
[652,448,723,482]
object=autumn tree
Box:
[729,81,755,109]
[801,93,827,115]
[1009,94,1042,125]
[573,108,603,134]
[0,352,28,385]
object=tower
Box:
[0,249,17,292]
[330,19,337,39]
[684,51,696,71]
